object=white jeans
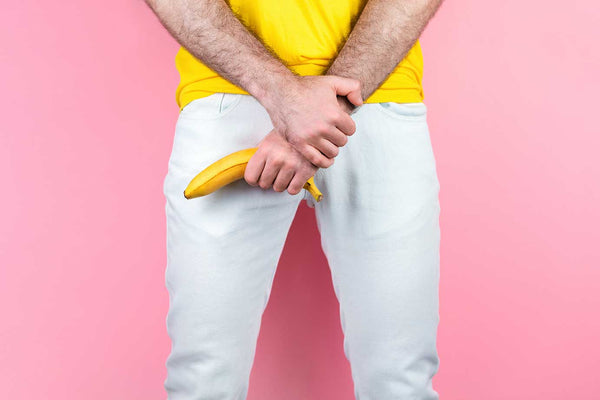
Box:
[163,93,441,400]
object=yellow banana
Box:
[183,147,323,202]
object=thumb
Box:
[327,76,363,107]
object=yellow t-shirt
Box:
[175,0,424,111]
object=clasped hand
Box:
[244,75,363,196]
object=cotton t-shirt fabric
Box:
[175,0,425,111]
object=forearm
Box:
[326,0,443,103]
[143,0,297,107]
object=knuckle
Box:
[301,129,315,140]
[298,166,310,177]
[308,122,325,136]
[328,111,340,123]
[284,159,299,170]
[271,155,285,166]
[317,121,330,133]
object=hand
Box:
[244,129,319,196]
[260,75,363,169]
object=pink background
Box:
[2,0,599,399]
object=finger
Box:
[315,137,339,159]
[319,126,348,148]
[288,168,314,195]
[328,76,363,107]
[345,88,363,108]
[258,158,281,189]
[333,112,356,136]
[272,166,295,193]
[301,145,334,169]
[244,151,266,186]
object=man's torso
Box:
[175,0,425,111]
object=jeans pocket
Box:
[178,93,243,121]
[375,101,427,121]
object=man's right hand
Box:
[259,75,363,169]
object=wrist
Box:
[250,71,301,112]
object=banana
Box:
[183,147,323,202]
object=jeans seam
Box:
[218,93,225,113]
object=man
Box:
[144,0,443,398]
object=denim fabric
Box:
[163,93,441,399]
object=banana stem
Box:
[303,176,323,202]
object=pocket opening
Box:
[376,102,427,121]
[178,93,243,120]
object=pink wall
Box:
[2,0,599,399]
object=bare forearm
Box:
[327,0,443,102]
[143,0,297,106]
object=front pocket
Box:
[178,93,243,121]
[375,102,427,121]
